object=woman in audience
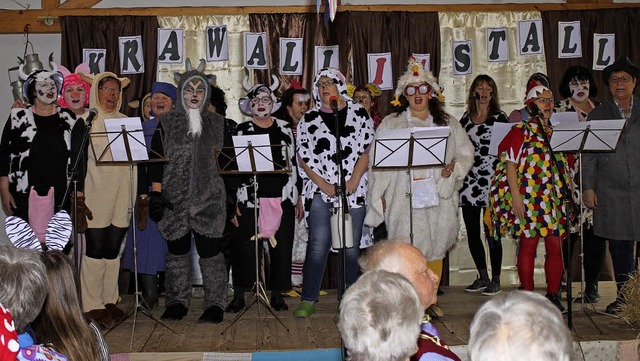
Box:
[294,67,375,318]
[72,72,132,328]
[459,74,508,296]
[365,57,474,318]
[490,80,570,312]
[32,250,108,361]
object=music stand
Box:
[550,118,626,330]
[88,118,176,350]
[215,139,291,336]
[372,126,451,245]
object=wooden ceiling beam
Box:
[41,0,61,10]
[58,0,103,9]
[1,3,640,34]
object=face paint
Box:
[62,85,87,111]
[183,78,206,110]
[569,78,590,103]
[35,78,58,105]
[250,92,274,119]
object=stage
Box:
[105,281,639,360]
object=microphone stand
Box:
[60,117,92,277]
[531,108,577,326]
[332,101,350,300]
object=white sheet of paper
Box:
[550,121,589,152]
[584,118,626,151]
[104,117,148,161]
[373,126,450,167]
[489,122,516,156]
[550,111,580,127]
[232,134,274,172]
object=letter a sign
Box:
[244,32,268,69]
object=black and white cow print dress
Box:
[297,103,374,213]
[459,110,508,207]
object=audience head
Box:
[151,81,177,117]
[558,65,597,101]
[467,74,500,115]
[208,85,228,116]
[359,240,438,309]
[0,303,19,361]
[0,244,48,334]
[468,290,573,361]
[338,270,423,361]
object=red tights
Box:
[518,235,563,294]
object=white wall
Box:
[0,33,61,244]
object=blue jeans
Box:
[301,193,364,302]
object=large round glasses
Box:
[404,84,430,96]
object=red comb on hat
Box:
[289,79,304,90]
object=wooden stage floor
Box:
[104,281,639,354]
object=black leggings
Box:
[461,205,503,276]
[85,225,128,259]
[167,231,222,259]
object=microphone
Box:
[85,108,98,127]
[474,92,481,100]
[329,96,339,113]
[527,101,544,118]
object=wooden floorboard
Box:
[104,281,639,354]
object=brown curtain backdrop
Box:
[542,8,640,102]
[250,12,440,116]
[60,16,159,116]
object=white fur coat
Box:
[364,110,474,260]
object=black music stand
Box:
[89,119,176,350]
[550,118,626,330]
[371,126,451,245]
[215,140,291,337]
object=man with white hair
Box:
[468,290,573,361]
[359,241,461,361]
[338,270,423,361]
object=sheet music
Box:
[584,118,626,151]
[550,121,588,152]
[373,126,450,168]
[550,111,580,127]
[489,122,516,156]
[104,117,148,161]
[232,134,274,171]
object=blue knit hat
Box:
[151,81,177,105]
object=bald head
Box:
[360,241,438,309]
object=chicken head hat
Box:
[392,56,442,106]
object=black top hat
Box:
[603,57,640,81]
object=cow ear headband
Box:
[5,211,72,252]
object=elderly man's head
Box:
[338,270,423,361]
[0,245,48,334]
[468,290,573,361]
[359,241,438,309]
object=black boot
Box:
[270,291,288,311]
[546,293,566,313]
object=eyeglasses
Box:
[534,97,554,105]
[98,86,120,94]
[316,80,337,88]
[569,80,589,87]
[610,76,632,84]
[404,84,431,96]
[353,95,372,102]
[184,88,205,95]
[250,97,273,105]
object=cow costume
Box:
[0,58,75,240]
[225,76,298,313]
[148,59,229,323]
[293,67,375,318]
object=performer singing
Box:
[148,59,229,323]
[489,81,570,312]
